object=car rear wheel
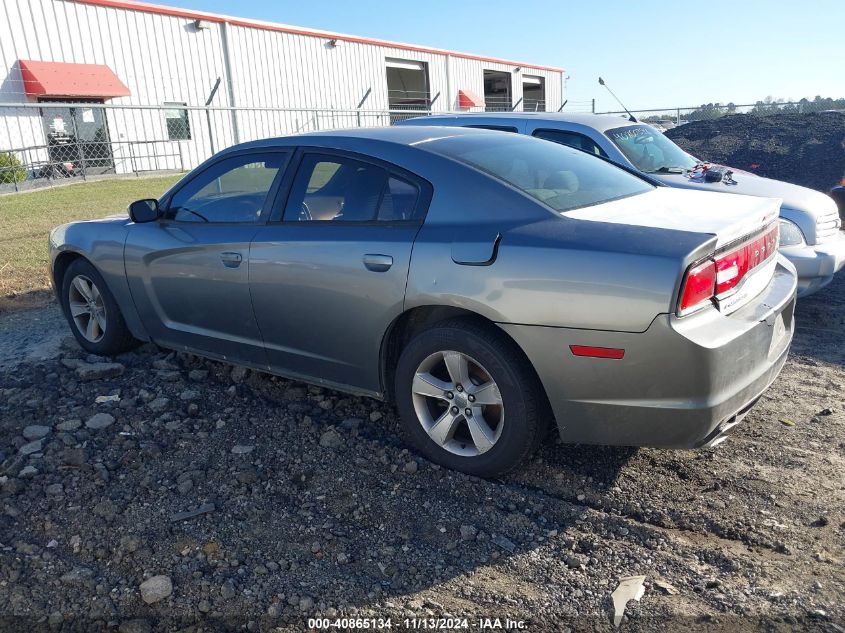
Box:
[394,319,547,477]
[61,258,139,356]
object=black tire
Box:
[60,258,139,356]
[394,318,548,477]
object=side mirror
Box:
[129,199,160,223]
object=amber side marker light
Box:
[569,345,625,360]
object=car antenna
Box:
[598,77,637,122]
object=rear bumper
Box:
[499,258,797,449]
[781,231,845,297]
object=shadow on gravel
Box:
[0,288,54,315]
[532,442,637,490]
[792,272,845,366]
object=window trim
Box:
[269,147,433,225]
[531,128,608,158]
[159,148,292,225]
[464,124,519,133]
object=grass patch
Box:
[0,175,181,312]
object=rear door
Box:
[249,149,431,393]
[125,150,289,365]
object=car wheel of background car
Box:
[61,258,139,356]
[394,319,548,477]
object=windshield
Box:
[605,125,698,173]
[426,133,654,213]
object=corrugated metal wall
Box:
[0,0,564,172]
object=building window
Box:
[164,103,191,140]
[522,76,546,112]
[483,70,512,112]
[385,58,430,121]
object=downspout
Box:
[445,54,452,112]
[220,21,240,144]
[560,71,566,110]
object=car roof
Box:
[225,125,500,153]
[400,112,639,133]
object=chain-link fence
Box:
[4,98,843,193]
[0,102,435,193]
[596,99,845,130]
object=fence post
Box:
[70,110,87,181]
[128,143,136,176]
[676,108,681,126]
[591,98,595,114]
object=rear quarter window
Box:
[427,134,653,213]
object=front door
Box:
[249,151,430,393]
[125,150,289,365]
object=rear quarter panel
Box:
[407,201,715,332]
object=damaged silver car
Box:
[50,127,796,476]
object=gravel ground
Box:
[0,275,843,632]
[666,112,845,192]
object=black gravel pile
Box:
[666,112,845,192]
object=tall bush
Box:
[0,152,26,184]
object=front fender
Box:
[49,218,150,342]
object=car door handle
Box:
[220,252,243,268]
[362,254,393,272]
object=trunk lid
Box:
[566,187,783,315]
[565,187,780,248]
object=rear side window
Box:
[169,153,286,223]
[284,154,422,222]
[426,134,653,213]
[378,176,420,221]
[533,129,607,157]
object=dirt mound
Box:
[666,112,845,192]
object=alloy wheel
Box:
[68,275,107,343]
[410,350,504,457]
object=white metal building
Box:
[0,0,564,178]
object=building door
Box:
[522,76,546,112]
[483,70,512,112]
[38,98,114,175]
[386,58,430,123]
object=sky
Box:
[157,0,844,113]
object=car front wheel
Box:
[394,319,547,477]
[60,258,139,356]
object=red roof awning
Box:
[19,60,131,99]
[458,89,485,109]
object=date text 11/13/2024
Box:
[308,617,527,629]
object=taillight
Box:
[714,224,779,296]
[678,259,716,315]
[678,223,779,316]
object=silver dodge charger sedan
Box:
[49,127,797,476]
